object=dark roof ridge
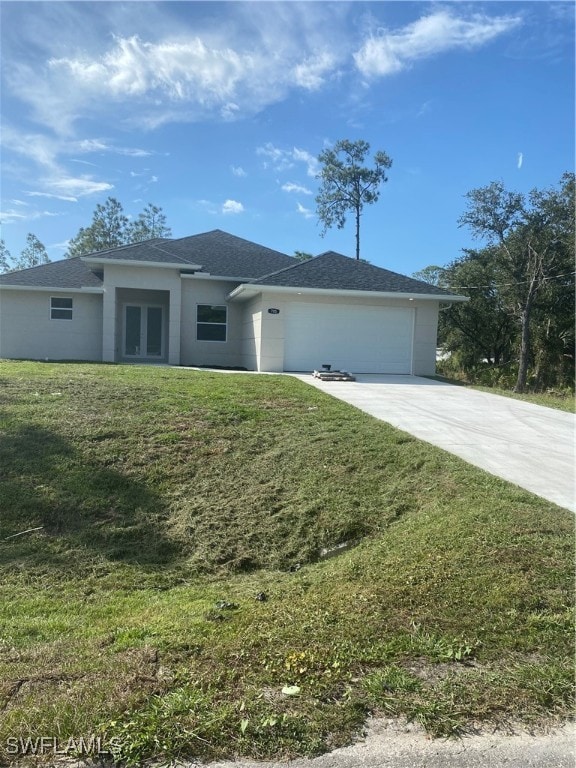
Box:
[169,229,292,257]
[311,251,453,293]
[168,229,222,245]
[248,254,314,283]
[252,250,393,285]
[250,249,455,296]
[144,240,199,264]
[79,237,171,259]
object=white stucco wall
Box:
[235,292,440,375]
[412,301,440,376]
[180,278,243,368]
[254,294,286,372]
[0,290,103,361]
[240,295,263,371]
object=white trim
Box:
[228,284,469,303]
[0,285,104,294]
[409,306,415,375]
[180,272,253,282]
[50,295,73,321]
[81,257,202,270]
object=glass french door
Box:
[124,305,164,358]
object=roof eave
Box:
[0,284,105,293]
[81,257,203,270]
[180,273,252,282]
[228,284,469,302]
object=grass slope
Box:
[0,361,573,766]
[430,374,575,412]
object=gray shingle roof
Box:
[0,231,295,288]
[253,251,454,296]
[81,238,193,265]
[0,257,103,289]
[0,234,453,297]
[166,230,295,278]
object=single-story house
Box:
[0,229,466,374]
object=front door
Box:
[123,304,164,358]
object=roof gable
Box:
[0,230,295,289]
[252,251,454,296]
[164,230,295,278]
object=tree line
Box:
[0,199,171,273]
[416,173,575,394]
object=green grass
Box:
[430,374,575,412]
[0,361,573,766]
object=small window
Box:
[51,297,73,320]
[197,304,227,342]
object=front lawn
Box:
[0,361,573,766]
[430,374,575,412]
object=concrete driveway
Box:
[293,375,575,512]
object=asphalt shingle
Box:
[166,230,295,277]
[252,251,453,296]
[0,231,296,288]
[0,234,451,297]
[0,257,103,289]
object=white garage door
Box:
[283,303,414,374]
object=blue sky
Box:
[1,1,574,275]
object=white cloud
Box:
[34,27,343,132]
[0,209,28,224]
[292,148,320,178]
[25,191,79,203]
[0,208,61,224]
[1,3,525,137]
[69,159,99,168]
[222,199,244,215]
[354,10,522,77]
[282,182,312,195]
[292,51,336,90]
[257,144,319,177]
[296,202,314,220]
[257,143,295,172]
[77,139,152,157]
[517,152,523,169]
[1,0,352,135]
[231,165,247,177]
[1,125,118,202]
[42,177,114,201]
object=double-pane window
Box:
[197,305,227,342]
[50,297,73,320]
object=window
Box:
[50,297,73,320]
[197,304,227,341]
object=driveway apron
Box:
[293,374,575,512]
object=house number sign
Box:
[267,308,280,314]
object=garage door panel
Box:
[284,303,414,374]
